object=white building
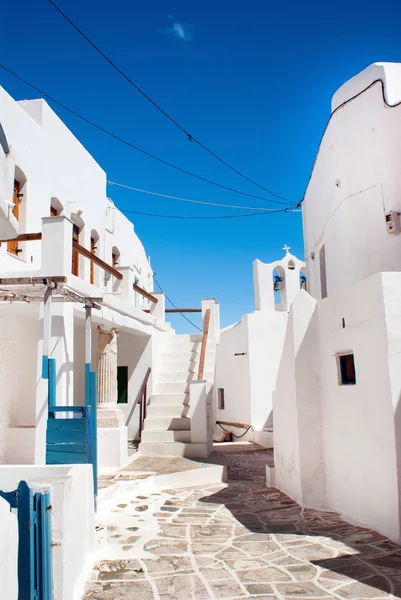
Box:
[0,86,218,599]
[273,62,401,542]
[215,248,305,445]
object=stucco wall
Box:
[215,319,252,426]
[274,274,401,539]
[0,305,39,463]
[303,63,401,300]
[0,464,95,600]
[0,87,152,293]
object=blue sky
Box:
[0,0,400,331]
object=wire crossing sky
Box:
[0,0,400,331]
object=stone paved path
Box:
[84,444,401,599]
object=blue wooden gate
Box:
[45,359,98,498]
[0,480,53,600]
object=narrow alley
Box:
[83,444,401,600]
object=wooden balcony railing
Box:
[73,240,122,280]
[125,367,152,441]
[133,282,158,304]
[197,308,211,380]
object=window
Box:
[288,260,295,270]
[8,180,21,256]
[319,244,327,299]
[117,366,128,404]
[50,206,58,217]
[338,353,356,385]
[71,224,80,276]
[112,246,120,269]
[218,388,225,410]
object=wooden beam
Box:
[165,308,202,313]
[0,232,42,243]
[133,283,158,304]
[0,276,67,285]
[197,308,211,381]
[73,241,123,280]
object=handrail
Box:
[165,308,202,313]
[197,308,211,380]
[133,282,158,304]
[125,367,152,443]
[73,241,123,280]
[142,307,201,314]
[1,232,42,242]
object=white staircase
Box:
[138,333,216,457]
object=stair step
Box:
[154,371,197,383]
[155,382,189,394]
[146,404,189,418]
[138,441,208,457]
[150,393,188,405]
[141,429,191,443]
[143,416,191,431]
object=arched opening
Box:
[300,268,307,291]
[273,265,287,311]
[288,259,295,271]
[71,213,85,277]
[50,197,64,217]
[8,166,27,257]
[90,230,100,285]
[112,246,120,268]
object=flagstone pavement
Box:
[84,444,401,599]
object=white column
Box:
[201,298,220,344]
[116,266,134,305]
[96,327,128,468]
[41,216,73,277]
[150,292,165,320]
[253,259,275,311]
[97,327,123,426]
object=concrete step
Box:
[154,381,189,394]
[141,429,191,443]
[154,371,197,383]
[150,393,188,405]
[160,349,215,360]
[164,334,202,343]
[142,416,191,431]
[146,404,189,418]
[157,357,215,370]
[163,342,201,352]
[138,441,208,457]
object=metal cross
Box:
[283,244,291,254]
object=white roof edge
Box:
[332,62,401,112]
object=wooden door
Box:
[71,224,80,276]
[90,236,95,284]
[7,180,20,255]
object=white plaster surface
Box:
[0,464,95,600]
[303,62,401,300]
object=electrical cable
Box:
[47,0,298,206]
[218,423,253,439]
[120,207,294,219]
[152,275,202,332]
[107,181,284,211]
[0,62,294,208]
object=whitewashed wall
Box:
[0,496,17,600]
[274,274,401,540]
[215,319,252,426]
[303,63,401,300]
[0,464,95,600]
[0,89,152,291]
[215,252,303,436]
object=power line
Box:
[0,62,295,208]
[120,207,296,219]
[47,0,298,206]
[153,275,202,332]
[107,181,283,211]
